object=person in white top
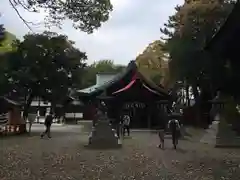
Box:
[123,114,131,136]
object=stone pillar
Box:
[202,94,240,147]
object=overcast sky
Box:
[0,0,183,65]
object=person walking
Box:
[156,107,166,149]
[157,116,166,149]
[123,114,131,136]
[158,127,165,149]
[168,118,181,149]
[41,111,53,138]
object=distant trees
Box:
[0,31,18,53]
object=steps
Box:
[200,117,240,147]
[200,121,219,145]
[216,118,240,147]
[87,119,121,149]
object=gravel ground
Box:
[1,125,240,180]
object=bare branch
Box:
[9,0,45,31]
[9,0,34,31]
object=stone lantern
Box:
[209,91,225,121]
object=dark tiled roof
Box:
[78,60,170,97]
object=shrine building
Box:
[77,60,171,129]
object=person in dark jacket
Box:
[41,111,53,138]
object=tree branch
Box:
[16,0,37,12]
[9,0,34,31]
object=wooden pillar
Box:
[147,103,151,129]
[147,110,151,129]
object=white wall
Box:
[65,113,83,118]
[31,101,51,107]
[96,74,116,85]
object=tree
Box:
[6,31,87,116]
[0,53,10,96]
[161,0,235,94]
[0,24,5,44]
[160,0,235,126]
[136,40,169,86]
[0,30,17,96]
[9,0,113,33]
[0,31,18,53]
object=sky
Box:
[0,0,183,65]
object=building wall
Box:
[31,100,51,107]
[78,73,116,93]
[29,100,84,121]
[96,73,116,85]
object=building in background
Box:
[77,72,117,120]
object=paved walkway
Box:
[1,125,240,179]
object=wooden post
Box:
[147,104,151,129]
[147,115,151,129]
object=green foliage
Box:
[0,31,18,52]
[0,24,5,45]
[13,0,113,33]
[151,73,162,85]
[0,30,18,95]
[161,0,235,86]
[6,31,87,105]
[0,53,10,95]
[136,40,169,86]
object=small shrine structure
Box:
[0,97,25,135]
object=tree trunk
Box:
[192,83,201,126]
[23,92,34,121]
[186,84,190,107]
[51,101,56,113]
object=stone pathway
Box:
[0,125,240,179]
